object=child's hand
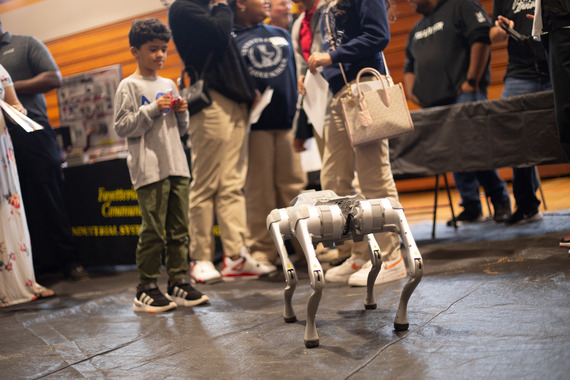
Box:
[156,94,173,112]
[172,97,187,113]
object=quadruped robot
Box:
[266,190,423,348]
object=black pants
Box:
[542,27,570,162]
[8,122,82,275]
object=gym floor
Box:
[2,177,569,379]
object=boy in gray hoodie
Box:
[114,18,208,313]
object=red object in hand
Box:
[170,96,182,108]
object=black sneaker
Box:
[446,208,485,226]
[166,279,209,307]
[66,265,90,282]
[133,283,177,313]
[561,235,570,248]
[493,199,512,223]
[505,209,543,226]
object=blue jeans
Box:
[502,76,552,213]
[452,91,510,211]
[501,76,552,98]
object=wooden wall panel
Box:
[43,2,510,126]
[44,10,179,127]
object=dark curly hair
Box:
[128,18,171,49]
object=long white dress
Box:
[0,65,50,306]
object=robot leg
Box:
[294,218,324,348]
[392,208,423,331]
[267,209,298,323]
[364,233,382,309]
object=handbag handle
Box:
[355,67,391,107]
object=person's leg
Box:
[136,180,169,285]
[511,166,540,213]
[274,129,307,208]
[354,139,401,263]
[451,172,483,212]
[320,90,358,264]
[449,91,489,222]
[322,90,405,284]
[163,176,209,306]
[133,183,178,313]
[501,76,550,219]
[213,93,250,259]
[474,169,511,221]
[188,91,229,262]
[9,128,85,277]
[273,129,307,262]
[545,28,570,162]
[164,176,191,282]
[245,130,279,263]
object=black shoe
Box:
[166,279,209,307]
[493,199,512,223]
[505,209,543,226]
[67,266,90,281]
[561,235,570,248]
[133,283,177,313]
[446,208,485,226]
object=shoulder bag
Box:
[180,53,213,114]
[326,10,414,146]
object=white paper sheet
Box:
[0,100,44,133]
[249,87,274,126]
[302,70,329,138]
[299,137,322,173]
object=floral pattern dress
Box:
[0,65,50,306]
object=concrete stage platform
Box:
[2,211,569,379]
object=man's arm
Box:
[460,42,490,93]
[13,70,62,95]
[403,72,421,106]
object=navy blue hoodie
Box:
[234,24,297,131]
[319,0,391,95]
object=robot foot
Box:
[394,322,409,331]
[304,339,319,348]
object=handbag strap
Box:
[325,5,353,98]
[381,52,395,86]
[325,6,394,94]
[180,52,214,89]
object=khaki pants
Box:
[136,176,190,284]
[245,129,307,262]
[188,90,249,261]
[321,83,401,262]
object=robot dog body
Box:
[266,190,423,348]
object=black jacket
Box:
[168,0,256,105]
[542,0,570,31]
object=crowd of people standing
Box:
[1,0,569,310]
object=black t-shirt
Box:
[492,0,549,79]
[404,0,492,107]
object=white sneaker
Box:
[191,260,222,284]
[325,256,366,283]
[221,247,277,280]
[316,246,340,263]
[348,255,407,287]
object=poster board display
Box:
[57,64,125,165]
